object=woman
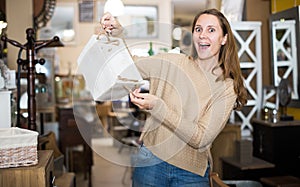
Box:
[101,8,247,187]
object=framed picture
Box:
[79,1,94,22]
[121,5,158,39]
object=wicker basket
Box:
[0,127,39,168]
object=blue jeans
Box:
[132,145,210,187]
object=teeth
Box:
[199,43,209,47]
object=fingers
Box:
[100,12,123,37]
[100,12,114,33]
[129,91,144,102]
[130,91,146,109]
[131,89,143,98]
[101,12,113,24]
[129,89,156,110]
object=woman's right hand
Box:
[129,89,158,110]
[100,12,123,37]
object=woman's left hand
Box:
[100,12,123,37]
[129,89,158,110]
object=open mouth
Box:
[199,43,210,49]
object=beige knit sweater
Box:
[133,53,237,176]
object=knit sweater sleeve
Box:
[149,80,237,151]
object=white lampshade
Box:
[0,21,7,35]
[104,0,125,17]
[172,27,182,41]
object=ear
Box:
[221,34,228,45]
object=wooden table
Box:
[0,150,54,187]
[221,156,275,181]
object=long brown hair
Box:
[191,8,247,110]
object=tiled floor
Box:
[76,138,133,187]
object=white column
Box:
[0,91,11,128]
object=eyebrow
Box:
[195,24,217,28]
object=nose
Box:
[198,31,207,39]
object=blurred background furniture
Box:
[38,131,76,187]
[39,131,64,174]
[55,172,76,187]
[210,172,230,187]
[252,118,300,177]
[260,175,300,187]
[57,104,94,187]
[211,124,241,178]
[224,180,263,187]
[95,101,112,136]
[221,156,275,181]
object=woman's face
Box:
[193,14,227,61]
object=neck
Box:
[195,58,223,76]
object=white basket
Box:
[77,34,143,101]
[0,127,39,168]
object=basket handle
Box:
[96,32,120,46]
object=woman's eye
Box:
[208,28,215,32]
[195,27,201,32]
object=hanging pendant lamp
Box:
[104,0,125,17]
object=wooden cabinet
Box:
[0,150,54,187]
[57,105,93,187]
[252,118,300,177]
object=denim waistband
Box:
[131,144,163,167]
